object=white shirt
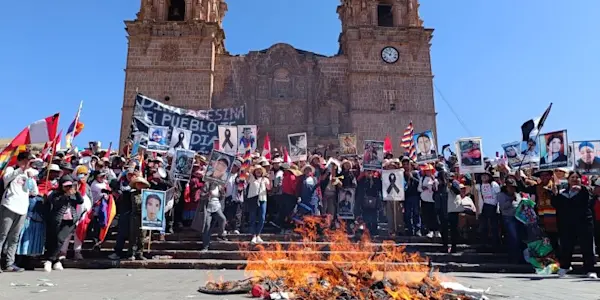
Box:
[476,182,500,212]
[1,167,31,215]
[418,176,438,203]
[91,180,108,202]
[225,172,237,198]
[247,176,269,202]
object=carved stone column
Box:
[185,0,192,21]
[158,0,166,21]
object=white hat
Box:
[272,157,283,163]
[48,164,61,172]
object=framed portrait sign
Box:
[237,125,257,154]
[288,132,308,162]
[171,149,195,181]
[362,140,384,171]
[147,125,170,153]
[538,130,568,170]
[573,140,600,175]
[455,137,485,173]
[338,133,358,156]
[337,188,355,220]
[414,130,438,163]
[204,150,235,185]
[141,189,167,231]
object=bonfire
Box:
[199,217,488,300]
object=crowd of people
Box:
[0,144,598,279]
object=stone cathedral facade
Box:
[119,0,437,152]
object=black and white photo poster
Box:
[169,127,192,155]
[337,188,355,220]
[382,170,405,201]
[288,132,308,162]
[218,125,238,155]
[171,149,195,181]
[205,150,235,185]
[237,125,257,154]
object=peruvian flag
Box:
[41,129,63,161]
[282,146,291,163]
[383,135,393,154]
[104,142,112,158]
[11,113,60,146]
[262,133,271,160]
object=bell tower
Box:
[337,0,437,150]
[119,0,228,147]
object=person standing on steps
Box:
[127,176,152,261]
[200,181,227,251]
[247,165,271,244]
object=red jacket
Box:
[282,170,301,197]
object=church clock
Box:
[381,46,399,64]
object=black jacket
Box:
[551,187,595,232]
[48,191,84,224]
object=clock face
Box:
[381,46,399,64]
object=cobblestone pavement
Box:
[0,269,599,300]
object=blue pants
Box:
[502,215,520,263]
[114,212,130,253]
[249,199,267,236]
[403,196,421,234]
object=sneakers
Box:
[44,261,52,273]
[216,236,228,242]
[4,265,24,272]
[558,268,569,278]
[251,236,258,244]
[256,236,264,243]
[53,262,64,271]
[108,253,121,260]
[587,272,598,279]
[425,232,434,238]
[58,252,67,260]
[434,231,442,238]
[73,252,84,260]
[232,230,241,235]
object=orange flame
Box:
[237,216,459,299]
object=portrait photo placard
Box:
[337,188,355,220]
[502,141,524,167]
[456,137,485,173]
[205,150,235,185]
[171,148,195,181]
[288,132,308,162]
[218,125,238,156]
[141,189,166,231]
[237,125,257,154]
[382,169,405,201]
[338,133,358,156]
[573,140,600,175]
[538,130,568,170]
[414,130,438,163]
[362,140,384,171]
[147,125,170,153]
[520,138,540,166]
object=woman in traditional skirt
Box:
[16,181,47,270]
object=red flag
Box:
[383,135,393,154]
[262,133,271,160]
[104,142,112,159]
[283,146,291,163]
[213,139,220,151]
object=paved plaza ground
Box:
[0,269,599,300]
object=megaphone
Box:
[157,167,167,179]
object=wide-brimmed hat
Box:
[48,164,61,172]
[302,165,315,174]
[60,162,74,171]
[258,157,270,167]
[554,167,569,174]
[250,165,266,176]
[341,159,352,168]
[271,157,283,164]
[504,178,518,187]
[421,164,434,172]
[129,176,150,188]
[533,169,552,177]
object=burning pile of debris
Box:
[199,217,489,300]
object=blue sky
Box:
[0,0,598,155]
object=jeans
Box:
[595,221,600,257]
[421,201,439,233]
[46,220,76,263]
[362,208,378,236]
[479,203,500,247]
[403,196,421,234]
[440,212,459,249]
[224,199,243,232]
[202,210,226,249]
[559,224,596,273]
[502,215,520,263]
[114,212,131,253]
[0,206,26,266]
[277,194,297,229]
[248,199,267,236]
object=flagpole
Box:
[44,137,58,190]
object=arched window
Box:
[168,0,186,21]
[377,3,394,27]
